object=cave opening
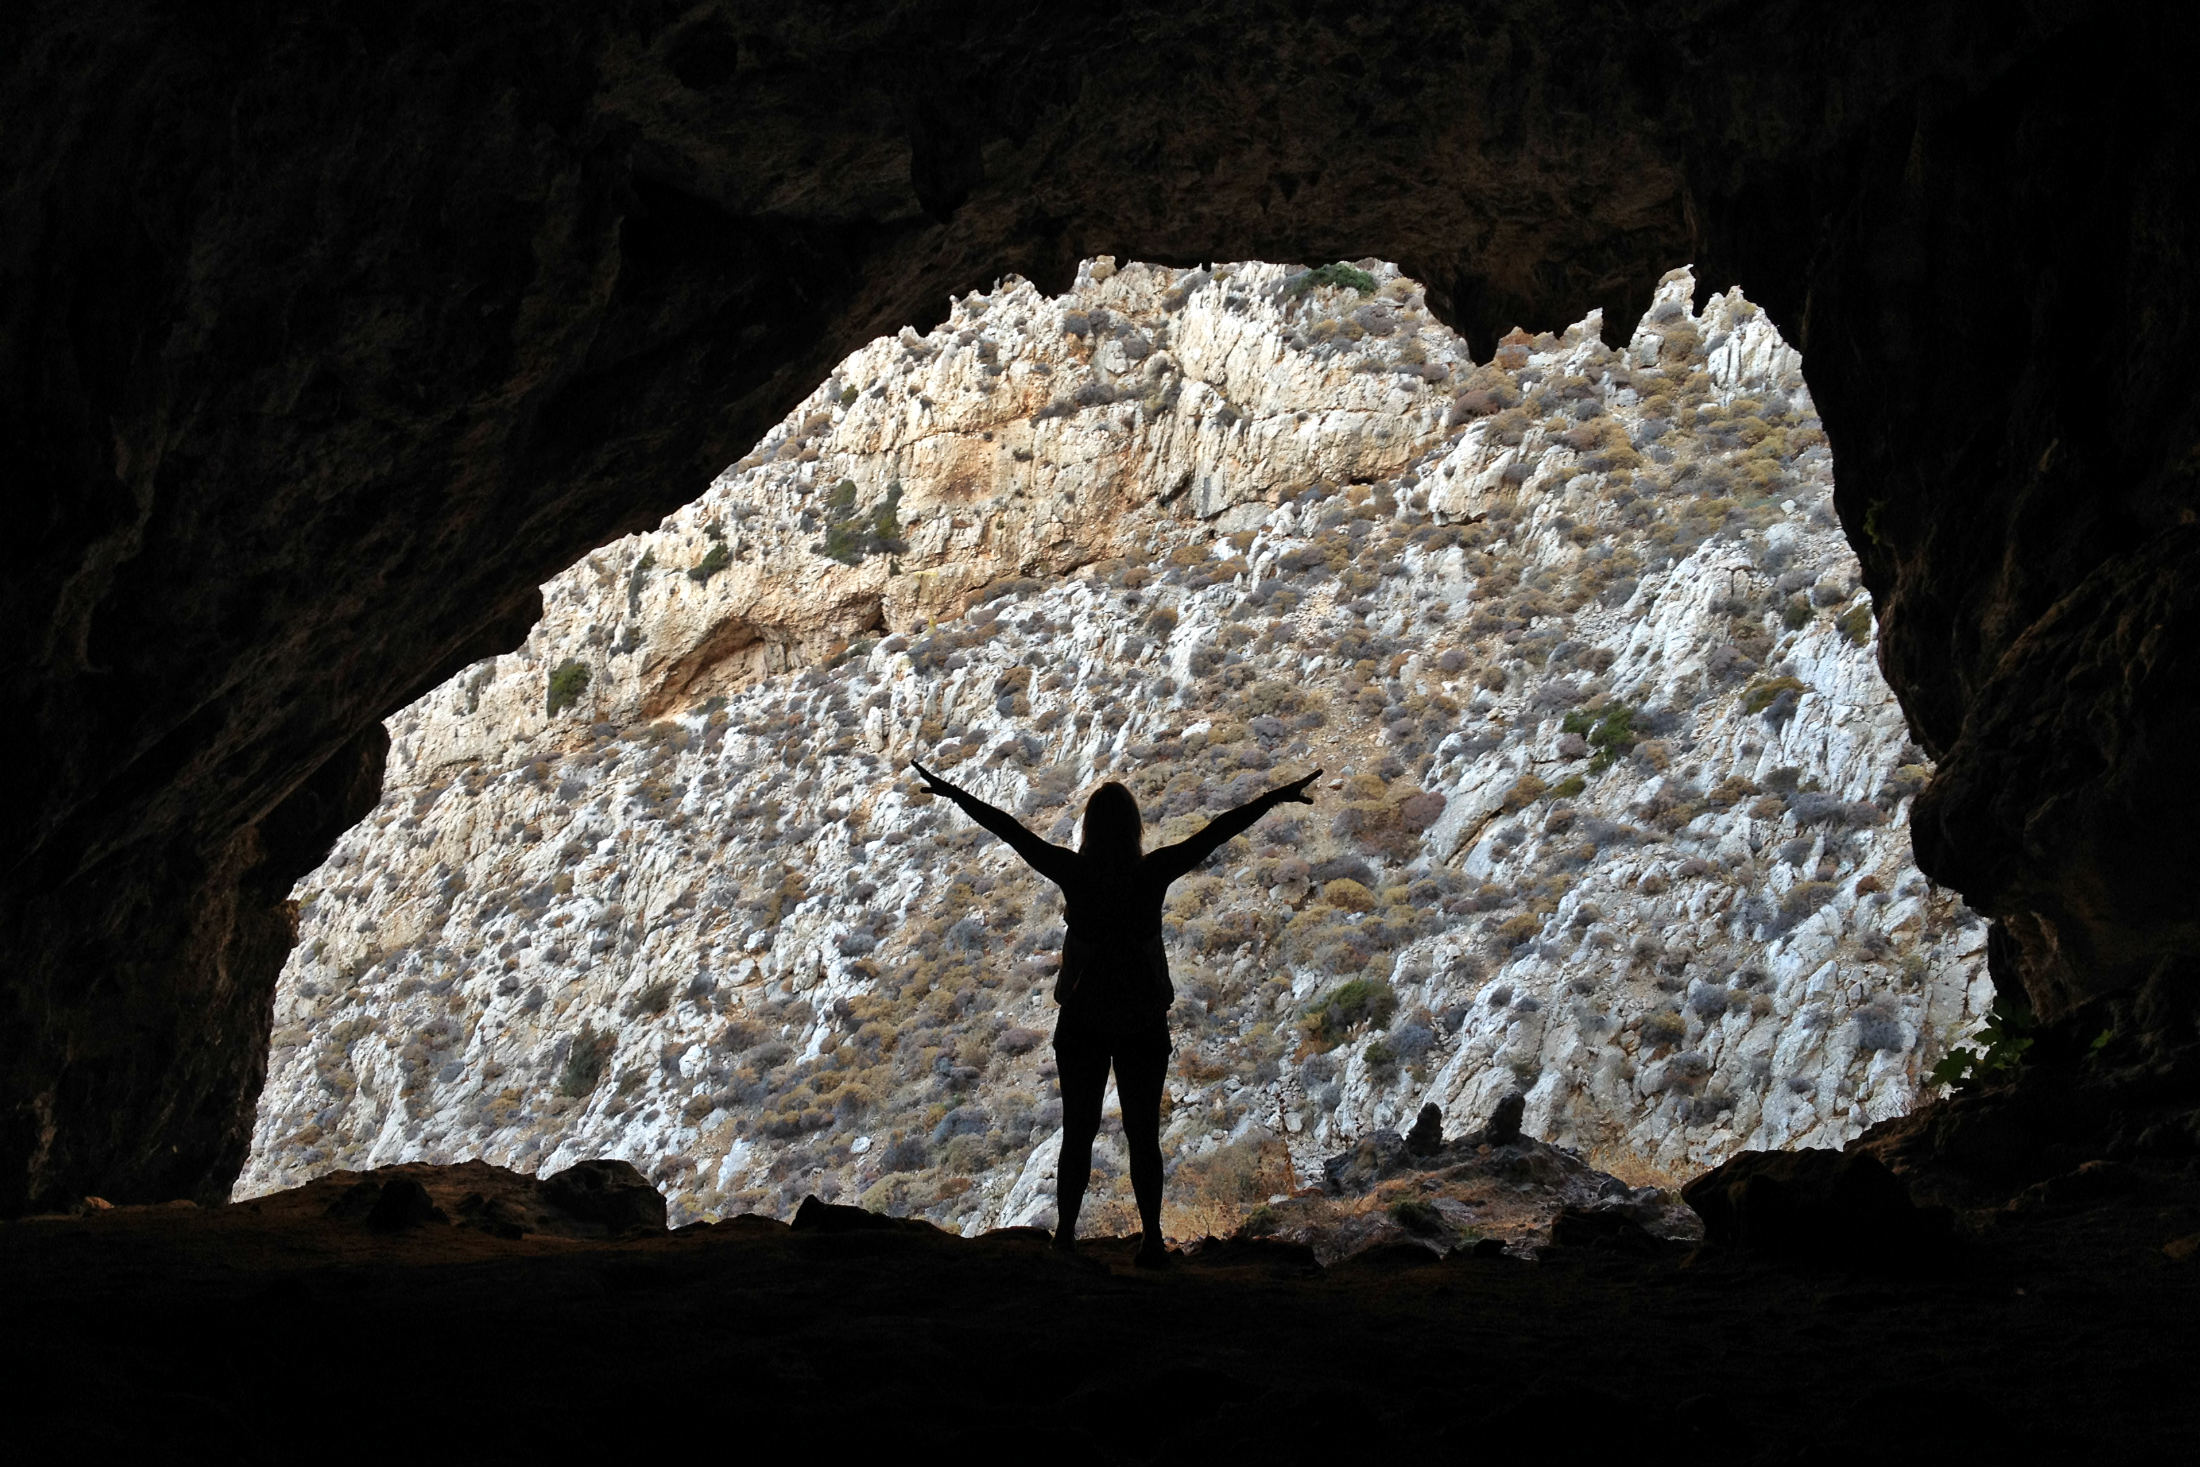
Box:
[13,5,2200,1450]
[236,255,1992,1252]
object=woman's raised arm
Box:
[1146,769,1321,883]
[911,760,1077,884]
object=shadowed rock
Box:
[1307,1109,1697,1261]
[1683,1149,1950,1263]
[364,1178,447,1233]
[1405,1103,1444,1157]
[537,1160,669,1238]
[1484,1092,1526,1147]
[791,1194,943,1236]
[1547,1206,1664,1255]
[316,1159,667,1240]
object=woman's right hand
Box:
[911,760,958,799]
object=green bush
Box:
[1303,977,1399,1050]
[1549,773,1587,799]
[1928,998,2037,1092]
[627,979,676,1017]
[1561,703,1640,772]
[688,544,731,582]
[558,1025,616,1097]
[1781,596,1813,630]
[1837,602,1873,645]
[1743,676,1809,715]
[872,485,904,544]
[814,480,907,565]
[545,659,590,718]
[1286,262,1379,299]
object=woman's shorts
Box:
[1051,1006,1170,1067]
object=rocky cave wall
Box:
[4,0,2195,1210]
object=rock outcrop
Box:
[1273,1095,1701,1263]
[317,1157,667,1240]
[237,261,1987,1235]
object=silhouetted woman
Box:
[911,760,1318,1266]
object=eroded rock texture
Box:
[235,263,1987,1231]
[5,1,2195,1209]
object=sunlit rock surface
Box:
[239,260,1988,1232]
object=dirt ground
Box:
[5,1160,2197,1461]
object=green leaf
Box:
[1929,1048,1978,1089]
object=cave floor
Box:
[6,1177,2197,1461]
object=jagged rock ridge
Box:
[239,259,1988,1234]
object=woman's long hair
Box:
[1080,782,1143,862]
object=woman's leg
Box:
[1113,1035,1169,1262]
[1053,1043,1108,1250]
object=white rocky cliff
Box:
[238,259,1990,1237]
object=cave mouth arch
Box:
[235,255,1990,1240]
[9,4,2193,1228]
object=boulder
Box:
[1682,1149,1948,1262]
[1405,1103,1445,1157]
[1322,1130,1408,1195]
[538,1160,668,1237]
[1484,1091,1526,1146]
[790,1194,939,1236]
[365,1177,447,1232]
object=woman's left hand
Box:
[1274,769,1323,805]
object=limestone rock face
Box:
[239,262,1986,1233]
[406,257,1456,770]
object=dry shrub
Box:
[1164,1194,1260,1244]
[1499,773,1548,812]
[1319,878,1376,913]
[1583,1143,1694,1193]
[1171,1135,1294,1207]
[1492,913,1542,948]
[1177,1050,1232,1083]
[1706,775,1759,808]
